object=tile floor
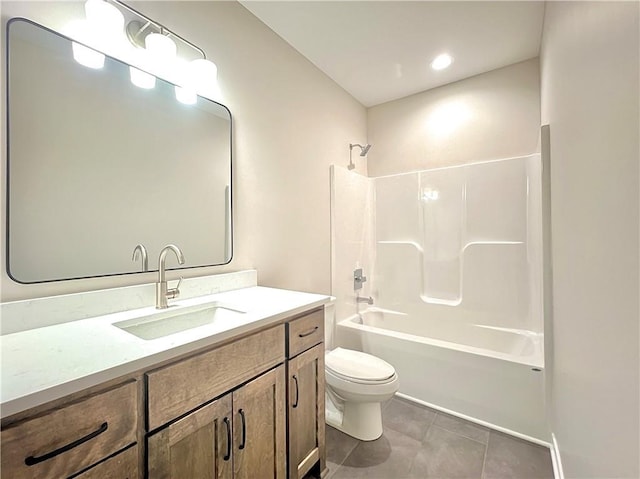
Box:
[321,397,554,479]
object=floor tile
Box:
[409,425,486,478]
[324,461,338,479]
[383,397,436,441]
[433,411,490,445]
[326,425,360,466]
[483,431,554,479]
[333,428,422,478]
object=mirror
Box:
[6,18,232,283]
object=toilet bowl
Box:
[325,347,399,441]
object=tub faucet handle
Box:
[354,268,367,290]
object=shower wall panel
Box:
[373,155,542,333]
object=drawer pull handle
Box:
[298,326,318,338]
[223,417,231,461]
[238,409,246,450]
[24,422,108,466]
[292,375,299,408]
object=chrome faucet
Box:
[156,244,185,309]
[357,295,374,305]
[132,243,149,272]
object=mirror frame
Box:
[5,17,234,284]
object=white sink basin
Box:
[114,302,246,340]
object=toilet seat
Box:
[325,348,396,384]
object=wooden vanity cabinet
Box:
[146,326,287,479]
[0,380,139,479]
[1,307,326,479]
[286,309,326,479]
[147,366,286,479]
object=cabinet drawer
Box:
[287,309,324,358]
[1,380,138,479]
[74,444,139,479]
[147,325,285,430]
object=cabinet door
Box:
[148,393,233,479]
[288,344,325,479]
[233,365,286,479]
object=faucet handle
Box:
[167,277,183,300]
[354,268,367,290]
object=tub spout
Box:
[357,295,374,305]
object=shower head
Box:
[350,143,372,157]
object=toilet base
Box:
[326,395,383,441]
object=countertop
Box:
[1,285,332,419]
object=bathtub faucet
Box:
[357,295,374,305]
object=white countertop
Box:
[1,285,331,419]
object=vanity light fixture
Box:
[68,0,220,103]
[430,53,453,71]
[116,0,219,102]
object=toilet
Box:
[325,347,399,441]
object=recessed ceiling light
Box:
[431,53,453,71]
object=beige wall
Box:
[540,2,639,477]
[367,58,540,177]
[0,1,367,300]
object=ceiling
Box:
[240,1,545,107]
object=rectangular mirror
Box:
[6,18,232,283]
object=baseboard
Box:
[550,433,565,479]
[395,392,552,448]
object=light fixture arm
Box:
[111,0,207,59]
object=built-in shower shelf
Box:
[419,295,462,306]
[462,241,524,250]
[377,240,424,252]
[377,240,528,307]
[378,240,524,255]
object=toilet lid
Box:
[325,348,396,382]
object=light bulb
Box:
[85,0,124,36]
[145,33,177,59]
[130,67,156,89]
[72,42,105,69]
[144,33,177,80]
[175,86,197,105]
[187,58,219,99]
[66,20,105,69]
[430,53,453,71]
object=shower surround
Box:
[330,154,547,442]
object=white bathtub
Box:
[336,308,549,443]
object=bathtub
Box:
[336,308,549,444]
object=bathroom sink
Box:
[114,302,247,340]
